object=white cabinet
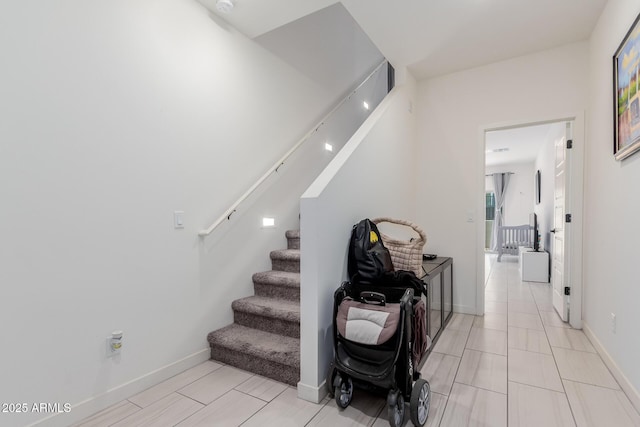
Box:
[520,249,549,283]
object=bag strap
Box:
[371,217,426,245]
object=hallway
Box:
[422,254,640,426]
[75,255,640,427]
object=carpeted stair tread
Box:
[270,249,300,272]
[208,323,299,368]
[285,230,300,239]
[232,296,300,322]
[252,270,300,287]
[285,230,300,249]
[270,249,300,261]
[253,271,300,301]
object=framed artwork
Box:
[535,170,541,204]
[614,11,640,160]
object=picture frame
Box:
[535,170,541,204]
[614,11,640,161]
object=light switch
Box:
[174,211,185,229]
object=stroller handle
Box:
[360,291,386,306]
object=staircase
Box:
[207,230,300,386]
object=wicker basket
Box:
[372,217,427,277]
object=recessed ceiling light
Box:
[216,0,234,14]
[363,101,370,110]
[324,142,333,152]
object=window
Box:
[486,192,496,221]
[485,191,496,250]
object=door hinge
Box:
[564,287,571,296]
[565,213,572,223]
[567,139,573,149]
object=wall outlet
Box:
[107,337,120,357]
[107,331,123,357]
[610,313,616,334]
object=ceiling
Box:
[199,0,607,79]
[485,122,565,167]
[198,0,336,38]
[253,4,383,98]
[199,1,600,166]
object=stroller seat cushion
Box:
[337,299,400,345]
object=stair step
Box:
[208,324,299,386]
[270,249,300,273]
[206,228,302,387]
[232,296,299,338]
[286,230,300,250]
[253,270,300,302]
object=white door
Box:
[552,123,571,321]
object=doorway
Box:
[477,115,585,329]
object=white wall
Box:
[0,1,358,425]
[417,42,589,314]
[534,124,564,252]
[486,163,535,227]
[255,3,384,103]
[585,0,640,405]
[299,79,418,401]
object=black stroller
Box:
[327,278,431,427]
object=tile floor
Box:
[76,254,640,426]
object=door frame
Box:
[476,112,584,329]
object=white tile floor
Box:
[76,254,640,427]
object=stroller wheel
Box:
[334,377,353,409]
[387,389,405,427]
[325,362,337,398]
[410,379,431,426]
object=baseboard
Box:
[297,380,326,404]
[453,304,477,315]
[583,323,640,414]
[29,348,211,427]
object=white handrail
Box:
[198,59,389,237]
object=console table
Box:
[420,257,453,363]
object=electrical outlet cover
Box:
[107,337,121,357]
